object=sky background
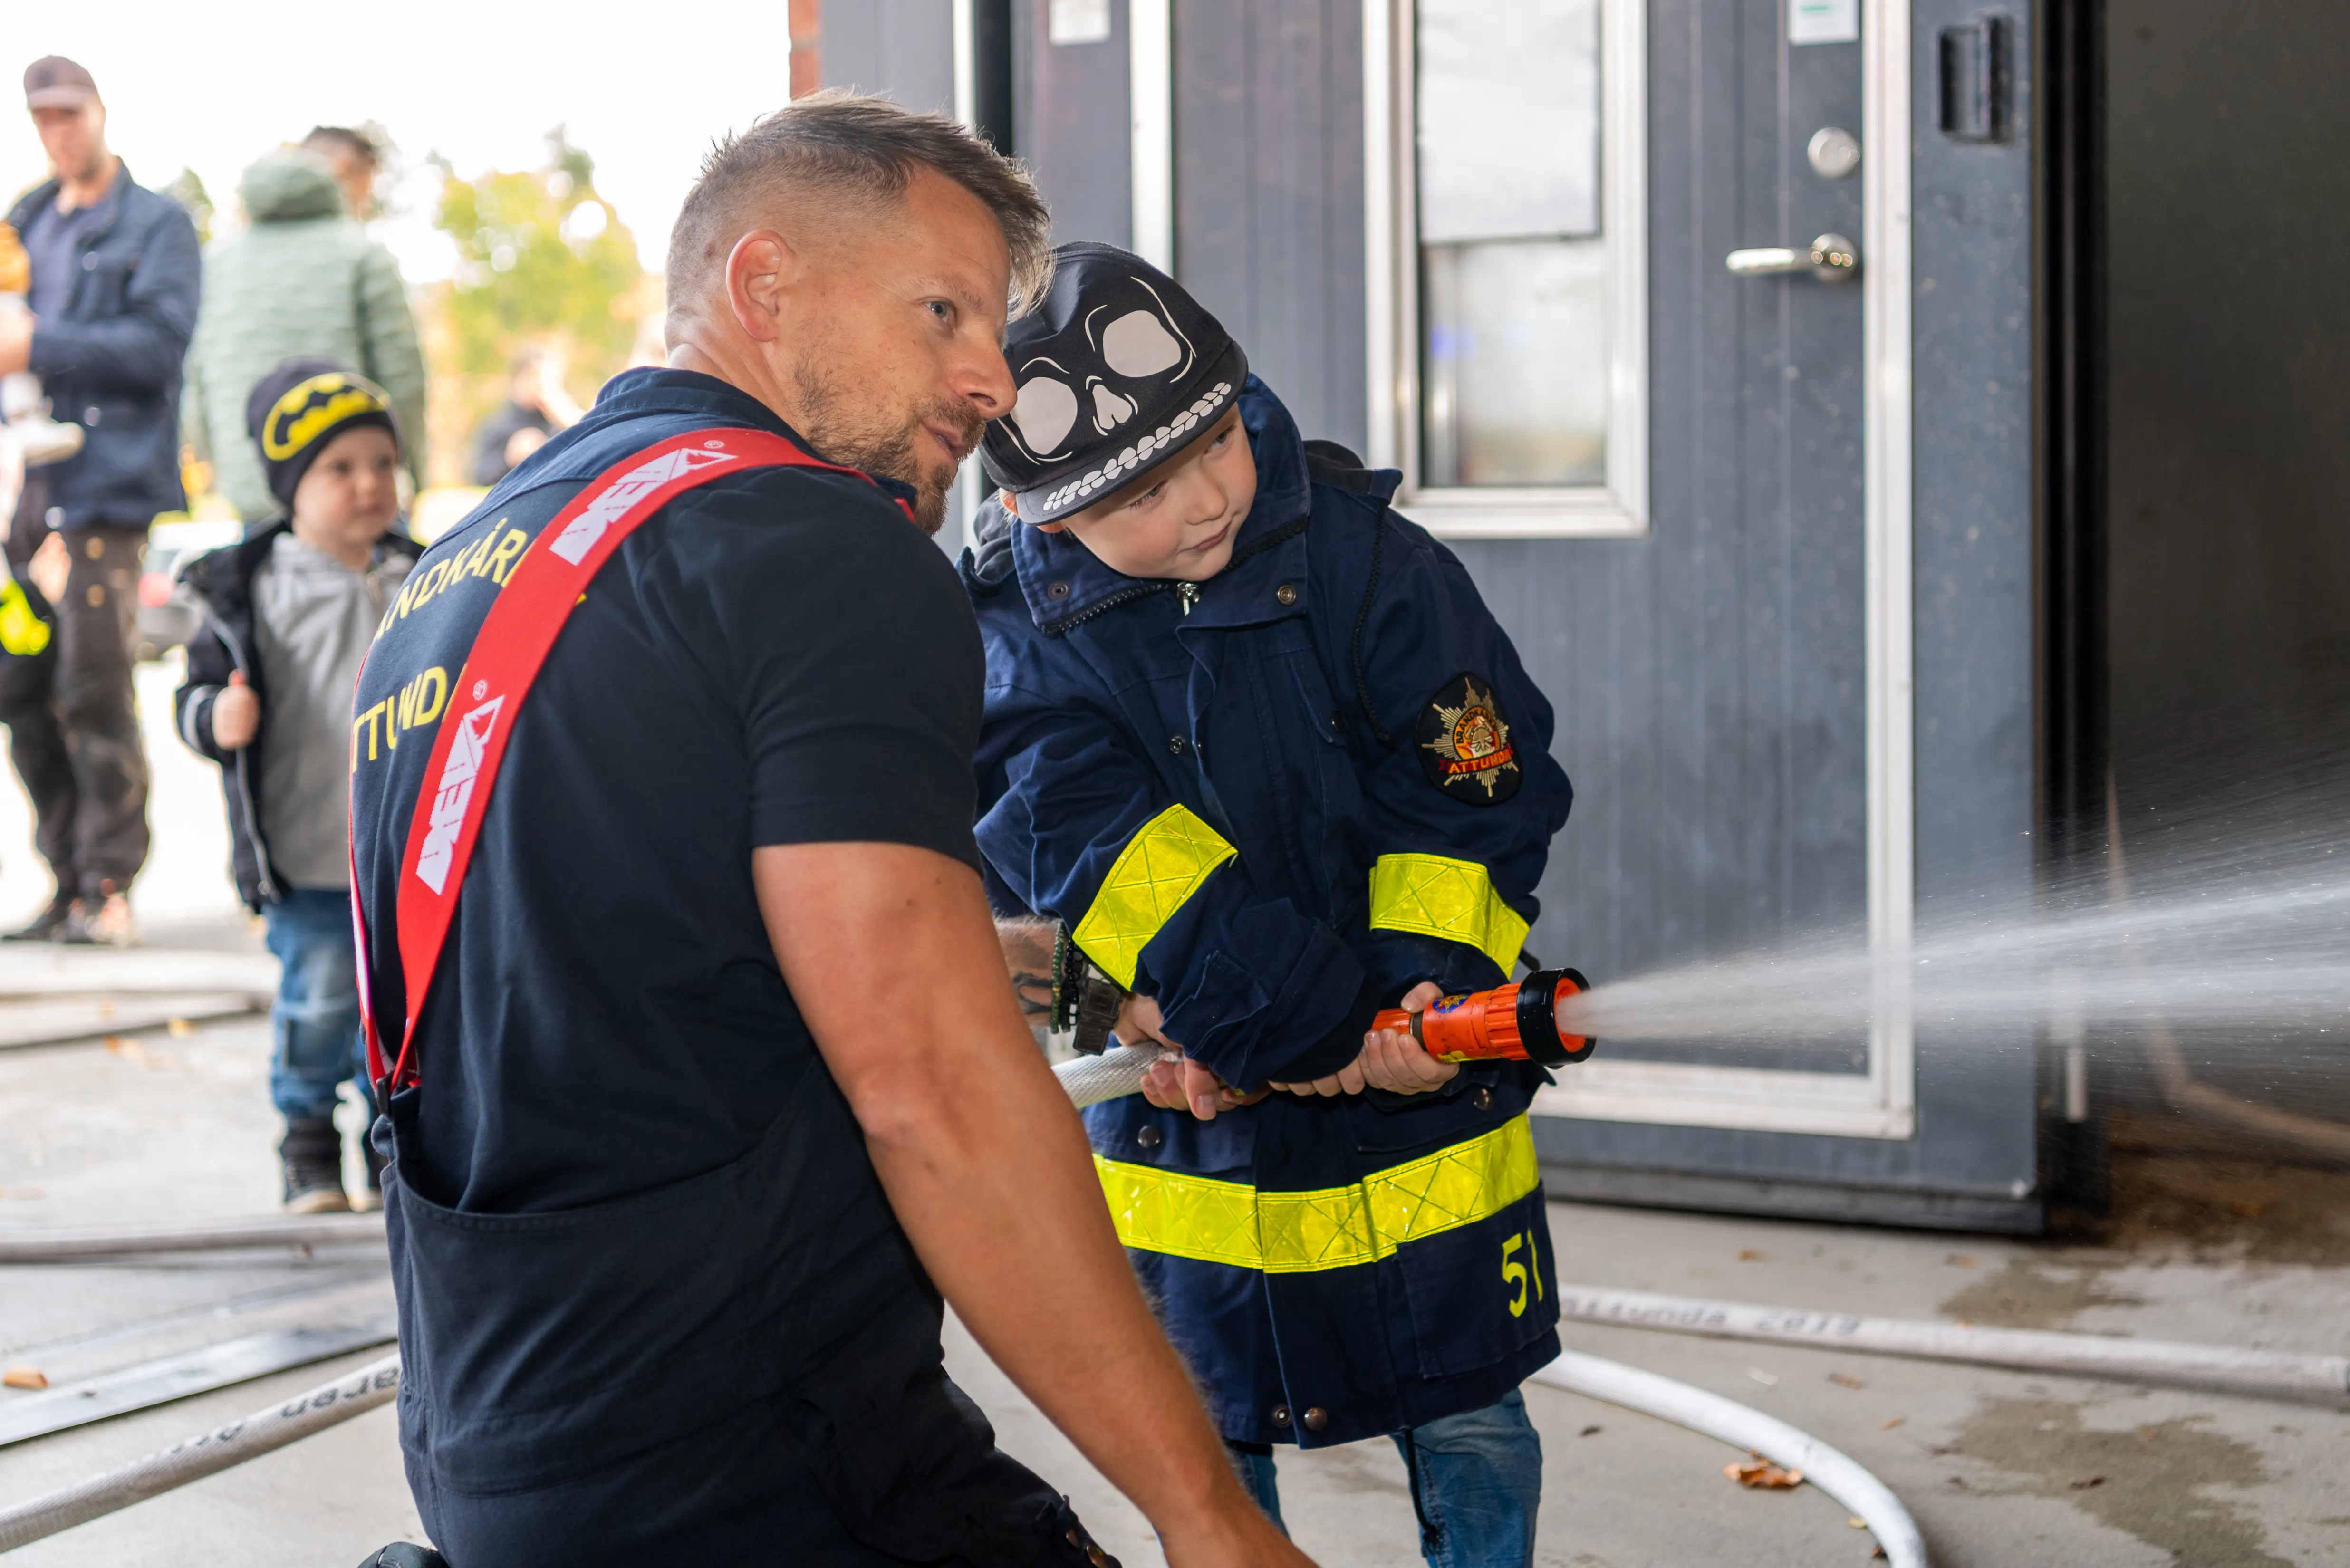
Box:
[5,4,804,280]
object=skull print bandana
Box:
[982,242,1249,525]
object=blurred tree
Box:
[162,168,213,246]
[421,128,644,484]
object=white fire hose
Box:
[1051,1045,1931,1565]
[0,1356,400,1552]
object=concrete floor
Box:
[0,660,2344,1565]
[6,1007,2346,1566]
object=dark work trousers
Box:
[0,470,152,902]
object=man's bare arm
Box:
[756,842,1311,1568]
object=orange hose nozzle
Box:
[1370,968,1596,1067]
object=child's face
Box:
[1033,408,1256,581]
[290,425,399,556]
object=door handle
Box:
[1725,233,1859,282]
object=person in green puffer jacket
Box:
[182,146,426,519]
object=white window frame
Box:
[1362,0,1648,538]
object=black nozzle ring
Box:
[1515,968,1597,1067]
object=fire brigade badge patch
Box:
[1416,673,1521,804]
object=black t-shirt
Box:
[351,369,982,1212]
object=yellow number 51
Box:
[1502,1228,1544,1317]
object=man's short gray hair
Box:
[668,91,1051,321]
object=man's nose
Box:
[954,340,1016,422]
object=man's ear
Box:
[724,230,802,345]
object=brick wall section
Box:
[789,0,821,97]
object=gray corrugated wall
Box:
[1013,0,1135,248]
[819,0,959,114]
[1173,0,1368,454]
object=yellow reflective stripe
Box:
[1367,852,1530,974]
[1096,1114,1539,1273]
[1070,803,1236,988]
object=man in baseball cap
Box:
[21,56,99,110]
[0,53,201,944]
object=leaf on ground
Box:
[1881,1416,1905,1430]
[166,1017,194,1037]
[2070,1474,2107,1490]
[1747,1367,1779,1386]
[2,1366,48,1389]
[1828,1372,1865,1388]
[1946,1253,1979,1267]
[1738,1248,1765,1261]
[1725,1452,1803,1489]
[1578,1424,1602,1437]
[1848,1516,1868,1529]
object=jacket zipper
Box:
[1045,579,1170,635]
[205,618,279,904]
[1040,511,1307,635]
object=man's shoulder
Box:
[112,178,197,245]
[5,181,56,231]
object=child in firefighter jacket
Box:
[964,244,1572,1564]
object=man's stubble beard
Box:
[789,347,980,537]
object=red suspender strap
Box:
[356,426,911,1092]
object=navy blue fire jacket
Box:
[965,377,1573,1446]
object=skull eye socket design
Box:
[996,273,1205,469]
[1100,309,1183,379]
[1012,375,1080,457]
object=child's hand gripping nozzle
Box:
[1371,969,1599,1067]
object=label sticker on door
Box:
[1789,0,1859,46]
[1049,0,1112,45]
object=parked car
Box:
[138,518,242,662]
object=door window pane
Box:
[1416,0,1608,488]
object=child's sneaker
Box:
[279,1117,350,1212]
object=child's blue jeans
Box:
[1228,1388,1542,1567]
[262,887,366,1123]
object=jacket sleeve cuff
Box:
[178,687,220,758]
[1255,975,1386,1086]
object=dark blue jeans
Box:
[1230,1388,1542,1567]
[262,887,365,1122]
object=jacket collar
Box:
[183,516,421,621]
[1010,375,1314,634]
[8,164,135,243]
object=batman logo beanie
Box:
[245,356,400,509]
